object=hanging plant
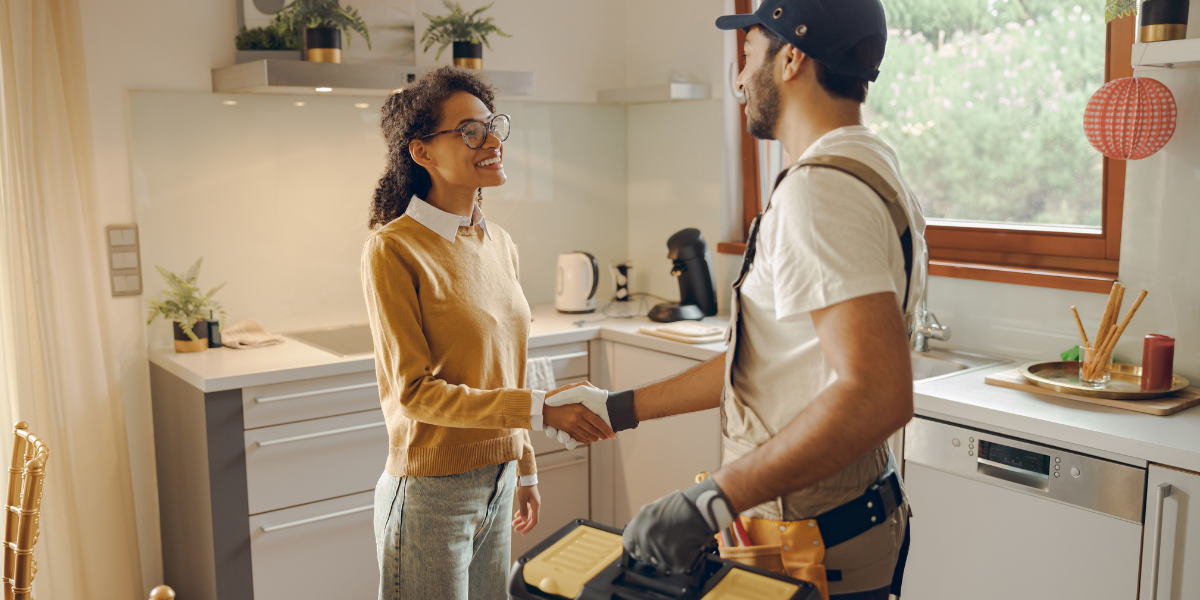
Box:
[1105,0,1137,22]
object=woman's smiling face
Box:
[415,91,506,191]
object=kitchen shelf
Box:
[211,60,535,96]
[1131,37,1200,69]
[597,82,712,104]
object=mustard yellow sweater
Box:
[361,214,536,478]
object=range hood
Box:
[211,60,535,97]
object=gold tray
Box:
[1019,361,1189,400]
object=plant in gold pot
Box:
[276,0,371,63]
[421,0,510,69]
[146,258,226,353]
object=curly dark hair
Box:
[368,66,495,229]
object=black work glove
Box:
[621,477,735,574]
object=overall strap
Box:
[747,155,914,311]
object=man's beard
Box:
[745,59,781,140]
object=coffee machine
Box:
[648,228,718,323]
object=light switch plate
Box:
[106,224,142,297]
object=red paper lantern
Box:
[1084,77,1177,160]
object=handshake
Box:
[540,382,618,450]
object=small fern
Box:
[146,258,227,341]
[421,1,511,61]
[1105,0,1137,22]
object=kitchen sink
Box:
[911,348,1007,382]
[284,323,374,357]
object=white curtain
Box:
[0,0,143,598]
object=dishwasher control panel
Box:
[904,417,1146,523]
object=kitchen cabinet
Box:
[607,342,721,525]
[1140,464,1200,600]
[511,447,591,559]
[151,365,386,600]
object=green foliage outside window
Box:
[866,0,1106,227]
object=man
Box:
[591,1,928,598]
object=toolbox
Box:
[508,520,820,600]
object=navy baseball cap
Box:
[716,0,888,82]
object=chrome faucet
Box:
[911,300,950,352]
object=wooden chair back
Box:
[3,422,48,600]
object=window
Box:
[721,0,1132,294]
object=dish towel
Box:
[220,318,284,349]
[639,322,727,344]
[525,356,557,392]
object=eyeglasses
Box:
[421,114,511,149]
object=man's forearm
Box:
[711,378,912,513]
[631,351,726,422]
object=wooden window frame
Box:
[718,5,1133,295]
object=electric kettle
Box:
[556,251,599,314]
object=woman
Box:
[362,66,615,600]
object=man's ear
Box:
[409,138,435,169]
[778,45,807,83]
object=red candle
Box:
[1141,334,1175,391]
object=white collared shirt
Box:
[403,195,543,487]
[404,196,492,242]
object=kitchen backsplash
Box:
[130,92,627,345]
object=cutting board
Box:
[985,368,1200,416]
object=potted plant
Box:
[234,21,302,63]
[421,1,511,69]
[146,258,227,354]
[275,0,371,64]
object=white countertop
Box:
[149,304,1200,470]
[915,363,1200,472]
[149,304,729,394]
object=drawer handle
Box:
[256,421,386,447]
[537,351,588,363]
[260,504,372,533]
[1149,482,1173,600]
[537,456,587,474]
[255,381,378,404]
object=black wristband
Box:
[607,388,639,432]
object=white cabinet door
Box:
[610,343,720,526]
[1141,464,1200,600]
[512,447,590,560]
[249,490,377,600]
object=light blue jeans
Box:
[374,461,515,600]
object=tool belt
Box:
[717,470,909,600]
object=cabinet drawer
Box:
[242,370,380,429]
[529,342,589,381]
[513,447,590,559]
[245,409,387,514]
[529,376,588,456]
[250,490,377,600]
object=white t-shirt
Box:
[726,125,927,518]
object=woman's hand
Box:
[543,381,615,444]
[513,484,541,536]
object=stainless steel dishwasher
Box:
[902,416,1146,600]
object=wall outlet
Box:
[106,224,142,297]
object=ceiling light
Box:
[315,87,333,92]
[294,102,306,107]
[354,103,369,108]
[222,100,237,105]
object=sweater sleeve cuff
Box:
[517,447,537,477]
[504,389,534,429]
[608,388,639,432]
